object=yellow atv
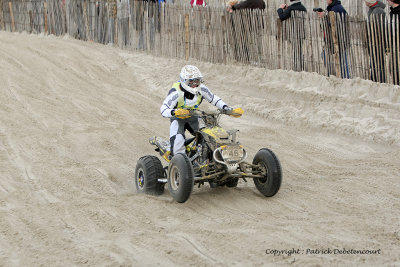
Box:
[135,108,282,203]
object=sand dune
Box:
[0,31,399,266]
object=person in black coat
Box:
[277,0,307,21]
[276,1,307,71]
[388,0,400,17]
[317,0,350,79]
[227,0,266,64]
[227,0,265,12]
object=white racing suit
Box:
[160,82,228,155]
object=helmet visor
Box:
[187,78,202,88]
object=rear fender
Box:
[149,136,171,162]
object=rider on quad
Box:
[160,65,235,156]
[135,65,281,203]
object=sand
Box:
[0,31,399,266]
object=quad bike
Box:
[135,108,282,203]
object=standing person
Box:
[388,0,400,17]
[316,0,350,79]
[191,0,206,7]
[227,0,266,64]
[316,0,346,16]
[364,0,386,83]
[227,0,265,12]
[387,0,400,84]
[365,0,386,18]
[277,0,307,21]
[160,65,239,156]
[277,0,307,71]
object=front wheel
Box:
[252,148,282,197]
[168,153,194,203]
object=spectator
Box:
[277,0,307,21]
[227,0,266,64]
[365,0,386,83]
[365,0,386,18]
[191,0,206,7]
[317,0,350,78]
[317,0,346,16]
[388,0,400,17]
[277,1,307,71]
[227,0,265,12]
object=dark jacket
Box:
[327,0,347,15]
[232,0,265,10]
[323,1,348,54]
[277,2,307,21]
[390,5,400,18]
[367,1,386,19]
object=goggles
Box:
[186,78,202,88]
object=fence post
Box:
[44,1,48,34]
[277,18,282,69]
[83,0,89,40]
[63,0,67,34]
[90,0,96,41]
[185,14,189,60]
[0,0,3,31]
[113,1,118,45]
[356,1,363,18]
[221,14,226,64]
[8,1,14,32]
[329,11,340,77]
[397,17,400,86]
[145,3,149,51]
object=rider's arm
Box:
[160,89,179,118]
[199,84,228,110]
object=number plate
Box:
[221,146,243,160]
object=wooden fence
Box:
[0,0,399,85]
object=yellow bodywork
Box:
[162,151,171,162]
[201,127,229,143]
[157,126,232,163]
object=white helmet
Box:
[179,65,203,95]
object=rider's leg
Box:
[171,134,186,155]
[170,119,185,155]
[170,117,199,156]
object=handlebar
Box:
[189,108,243,118]
[189,109,222,116]
[189,109,228,117]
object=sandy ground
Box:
[0,31,399,266]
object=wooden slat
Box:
[9,1,14,32]
[0,0,3,31]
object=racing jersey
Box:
[160,82,227,118]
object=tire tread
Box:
[253,148,282,197]
[135,155,165,195]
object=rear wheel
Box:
[168,153,194,203]
[135,155,165,195]
[252,148,282,197]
